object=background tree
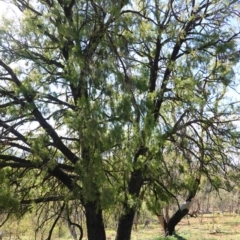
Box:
[0,0,240,240]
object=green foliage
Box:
[0,0,239,239]
[0,170,19,213]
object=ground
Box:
[106,214,240,240]
[0,213,240,239]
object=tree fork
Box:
[165,177,201,236]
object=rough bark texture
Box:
[84,201,106,240]
[115,209,136,240]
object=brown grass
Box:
[0,213,240,239]
[103,213,240,240]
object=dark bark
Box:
[114,148,147,239]
[84,201,106,240]
[115,167,144,240]
[115,209,136,240]
[165,208,189,235]
[149,37,161,92]
[165,177,201,236]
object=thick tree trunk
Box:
[115,146,147,240]
[84,201,106,240]
[115,209,136,240]
[115,166,144,240]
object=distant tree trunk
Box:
[157,213,167,232]
[68,223,77,240]
[206,194,210,213]
[188,198,200,217]
[165,205,170,223]
[67,206,78,240]
[133,211,140,231]
[84,201,106,240]
[236,191,240,213]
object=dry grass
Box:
[105,213,240,240]
[175,213,240,240]
[0,214,240,239]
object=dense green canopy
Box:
[0,0,239,239]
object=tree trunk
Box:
[165,205,170,223]
[115,209,135,240]
[84,201,106,240]
[157,213,166,232]
[68,223,77,240]
[115,146,147,240]
[165,177,201,236]
[115,167,144,240]
[165,207,189,235]
[133,211,139,231]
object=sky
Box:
[0,1,20,17]
[0,0,239,103]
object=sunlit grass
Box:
[0,214,240,239]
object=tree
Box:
[0,0,240,239]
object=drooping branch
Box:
[67,211,84,240]
[0,213,11,227]
[46,203,65,240]
[20,196,66,205]
[0,60,79,164]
